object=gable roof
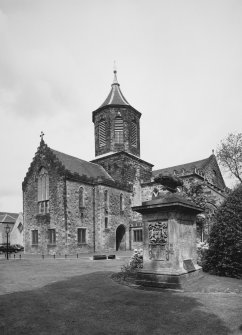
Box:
[0,213,19,223]
[153,157,210,177]
[152,155,226,190]
[50,149,114,182]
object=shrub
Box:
[120,249,143,279]
[196,240,209,266]
[203,185,242,278]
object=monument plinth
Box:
[132,175,203,289]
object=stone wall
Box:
[93,107,141,157]
[64,181,133,253]
[23,154,67,255]
[66,180,94,254]
[94,185,132,252]
[92,152,152,185]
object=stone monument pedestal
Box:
[133,191,203,289]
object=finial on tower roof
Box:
[112,61,119,85]
[40,131,45,142]
[212,149,215,155]
[113,60,117,73]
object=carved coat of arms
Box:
[148,221,169,261]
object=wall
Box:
[93,107,141,157]
[94,185,132,252]
[93,152,152,185]
[23,152,67,255]
[10,213,23,246]
[66,180,94,254]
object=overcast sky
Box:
[0,0,241,212]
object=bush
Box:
[120,249,143,279]
[203,185,242,278]
[196,241,209,266]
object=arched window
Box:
[38,167,49,214]
[99,120,106,147]
[131,121,137,147]
[120,194,124,213]
[105,217,108,229]
[79,187,85,209]
[104,190,108,203]
[114,116,123,143]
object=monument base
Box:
[136,267,203,289]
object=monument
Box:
[132,174,203,289]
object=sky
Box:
[0,0,242,212]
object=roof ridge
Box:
[153,156,210,173]
[51,148,106,169]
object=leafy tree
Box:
[217,133,242,184]
[203,184,242,278]
[183,179,217,240]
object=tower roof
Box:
[99,70,130,108]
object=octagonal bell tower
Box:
[92,70,141,158]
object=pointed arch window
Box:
[131,121,137,147]
[114,116,124,143]
[38,167,49,214]
[79,187,85,209]
[99,119,106,147]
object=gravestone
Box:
[132,174,203,289]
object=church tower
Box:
[91,70,153,186]
[92,70,141,157]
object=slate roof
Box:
[152,157,210,178]
[152,154,226,190]
[51,149,114,182]
[0,213,19,223]
[99,70,130,108]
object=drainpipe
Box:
[64,177,68,244]
[93,185,96,253]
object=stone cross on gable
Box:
[40,131,45,141]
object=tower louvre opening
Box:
[114,116,124,143]
[99,120,106,147]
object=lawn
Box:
[0,257,241,335]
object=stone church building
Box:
[22,70,227,254]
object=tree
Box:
[183,179,217,241]
[203,185,242,278]
[217,133,242,184]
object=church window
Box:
[77,228,86,244]
[105,217,108,229]
[79,187,85,209]
[48,229,56,245]
[104,190,108,204]
[99,120,106,147]
[133,229,143,242]
[120,194,124,213]
[17,222,23,233]
[114,116,124,143]
[131,121,137,147]
[38,167,49,214]
[32,230,38,245]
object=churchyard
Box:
[0,255,241,335]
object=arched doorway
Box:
[116,225,126,251]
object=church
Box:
[22,70,227,255]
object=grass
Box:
[0,257,241,335]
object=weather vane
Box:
[40,131,45,141]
